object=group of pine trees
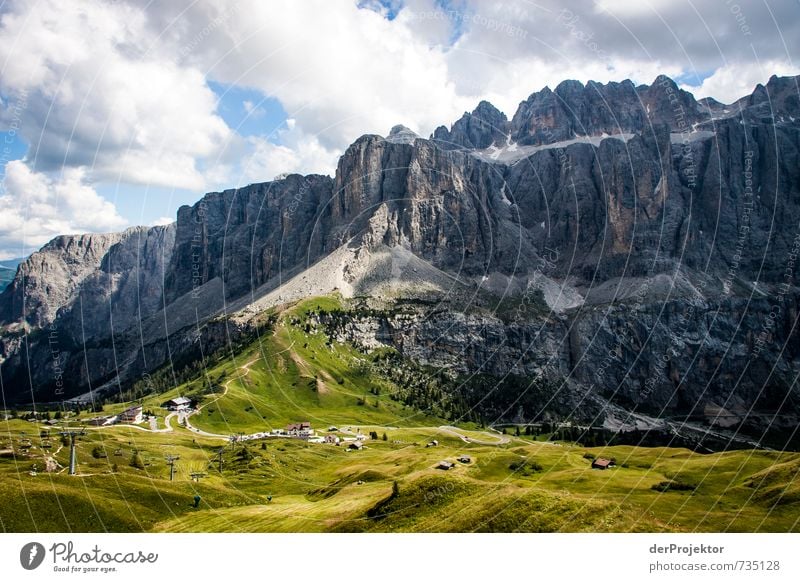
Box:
[111,314,277,405]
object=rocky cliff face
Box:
[0,232,128,329]
[163,174,333,304]
[315,288,799,439]
[2,74,799,444]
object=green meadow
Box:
[1,296,798,533]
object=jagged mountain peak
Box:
[430,74,800,156]
[385,124,420,144]
[555,78,583,91]
[650,73,679,88]
[472,99,506,117]
[430,98,509,150]
[744,73,800,116]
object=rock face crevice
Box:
[1,74,799,435]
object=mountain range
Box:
[2,74,799,447]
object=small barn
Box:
[457,455,472,464]
[437,460,455,470]
[166,396,191,411]
[286,422,312,438]
[86,415,117,427]
[348,441,363,451]
[119,406,143,424]
[591,457,615,470]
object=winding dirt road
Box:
[437,425,511,445]
[179,355,263,440]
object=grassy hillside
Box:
[2,416,798,532]
[1,294,799,533]
[160,296,440,433]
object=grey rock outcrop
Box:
[0,232,128,329]
[432,100,509,149]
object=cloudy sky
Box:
[0,0,797,258]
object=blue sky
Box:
[0,130,28,174]
[210,82,290,140]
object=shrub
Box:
[130,451,145,470]
[651,480,696,492]
[509,459,544,476]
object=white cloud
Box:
[0,161,127,253]
[240,123,340,183]
[593,0,674,17]
[432,0,799,113]
[0,0,232,190]
[151,216,174,226]
[445,51,685,118]
[242,100,264,119]
[681,61,800,104]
